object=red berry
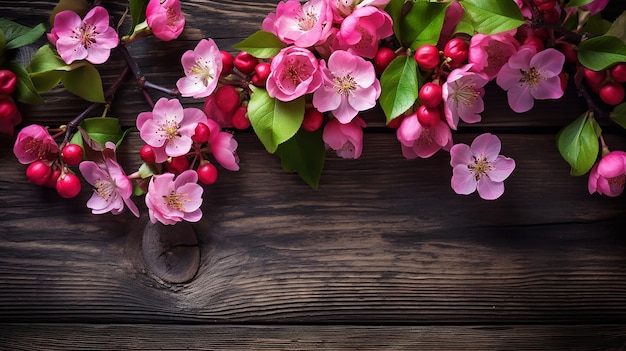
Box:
[522,36,544,53]
[140,145,157,164]
[44,166,62,188]
[231,106,251,130]
[559,72,569,93]
[214,85,240,114]
[196,162,218,185]
[0,95,20,121]
[233,51,258,75]
[610,63,626,83]
[419,82,443,108]
[443,38,468,67]
[542,8,560,24]
[165,156,189,175]
[416,105,441,129]
[599,82,625,106]
[220,51,234,76]
[374,47,396,75]
[26,160,52,186]
[557,43,577,64]
[302,108,324,132]
[414,44,440,71]
[533,0,556,11]
[0,69,18,95]
[252,62,271,87]
[56,172,81,199]
[192,122,211,144]
[584,67,607,88]
[61,144,83,166]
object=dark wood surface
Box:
[1,1,626,350]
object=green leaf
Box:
[581,13,612,36]
[276,128,326,189]
[129,0,149,34]
[609,102,626,130]
[380,55,419,124]
[565,0,593,7]
[605,11,626,45]
[247,86,305,153]
[74,117,125,149]
[460,0,524,34]
[29,70,64,93]
[578,36,626,71]
[3,23,45,50]
[453,16,475,36]
[386,0,407,45]
[557,112,601,176]
[405,1,450,49]
[6,60,43,104]
[0,29,6,55]
[27,45,69,73]
[61,63,106,103]
[233,31,287,59]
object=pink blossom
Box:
[137,98,207,163]
[145,170,203,225]
[335,6,393,59]
[13,124,59,164]
[437,2,464,47]
[205,119,240,171]
[330,0,391,22]
[202,94,233,128]
[588,151,626,197]
[266,46,323,102]
[442,64,489,130]
[79,142,139,217]
[468,32,519,80]
[177,39,223,98]
[583,0,609,15]
[513,0,532,18]
[313,50,380,124]
[496,47,565,113]
[397,113,453,159]
[262,0,334,48]
[51,6,119,65]
[146,0,185,41]
[322,116,366,159]
[450,133,515,200]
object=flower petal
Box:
[476,177,505,200]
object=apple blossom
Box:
[13,124,59,164]
[442,64,489,129]
[313,50,380,124]
[262,0,334,48]
[266,46,323,102]
[335,6,393,59]
[588,150,626,197]
[582,0,609,15]
[146,0,186,41]
[137,98,207,163]
[145,170,204,225]
[397,112,453,159]
[323,116,366,159]
[450,133,515,200]
[79,142,140,217]
[51,6,119,65]
[205,119,240,171]
[496,47,565,113]
[177,38,223,98]
[468,32,519,80]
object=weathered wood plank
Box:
[0,324,625,351]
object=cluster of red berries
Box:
[0,69,22,136]
[583,63,626,107]
[25,142,85,199]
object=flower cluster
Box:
[2,0,626,225]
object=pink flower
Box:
[322,116,366,159]
[442,64,489,130]
[79,142,139,217]
[51,6,119,65]
[450,133,515,200]
[146,0,185,41]
[13,124,59,164]
[176,38,223,98]
[588,151,626,197]
[331,0,391,19]
[583,0,609,15]
[496,47,565,113]
[335,6,393,59]
[397,113,453,159]
[205,119,240,171]
[313,50,380,124]
[468,32,519,80]
[202,94,233,128]
[266,46,323,102]
[137,98,207,163]
[145,170,203,225]
[262,0,334,48]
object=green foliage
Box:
[565,0,593,7]
[6,60,43,104]
[247,86,305,153]
[459,0,524,34]
[581,13,613,36]
[69,117,127,152]
[386,0,450,49]
[0,19,46,51]
[578,36,626,71]
[380,55,420,124]
[61,63,106,103]
[609,103,626,130]
[276,128,326,189]
[557,112,602,176]
[233,31,287,59]
[129,0,149,34]
[605,11,626,44]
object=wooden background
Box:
[1,0,626,349]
